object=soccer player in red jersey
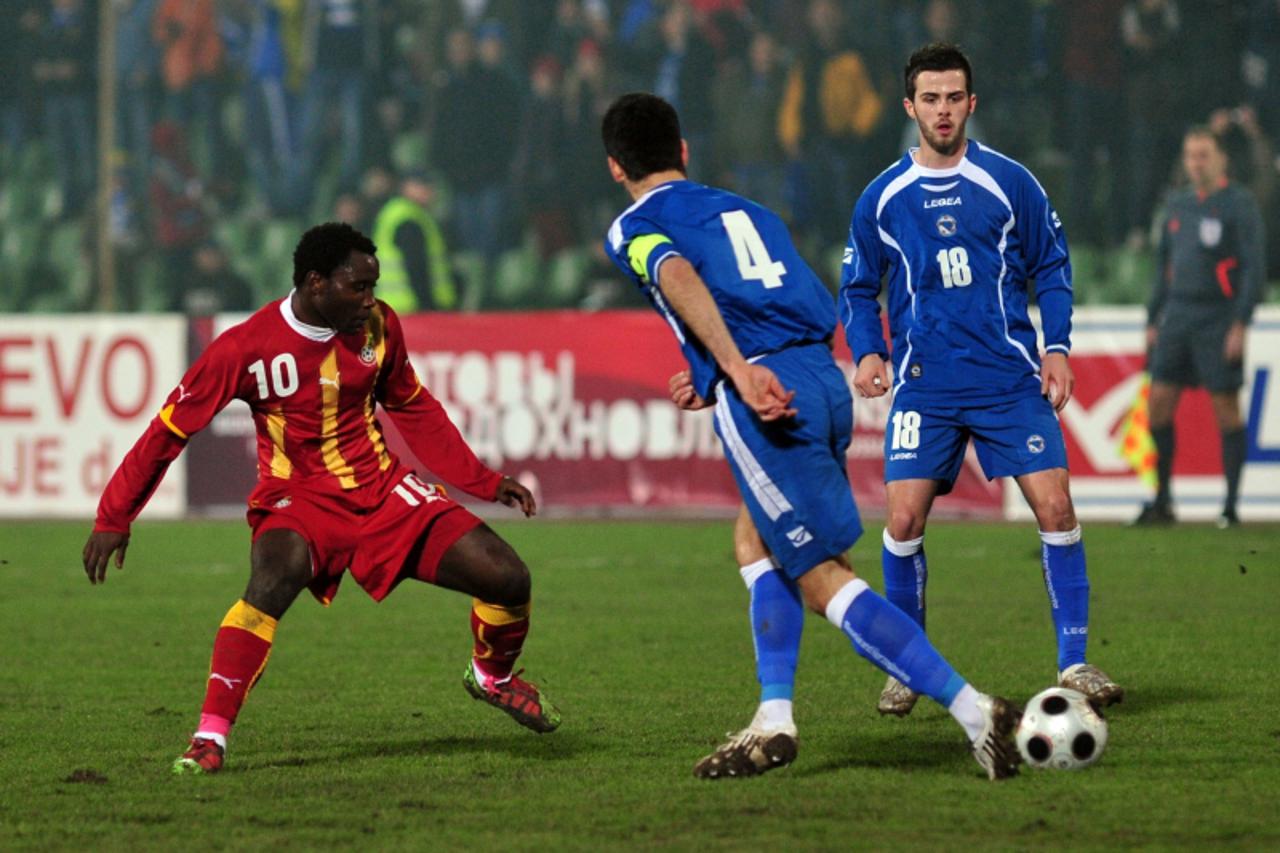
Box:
[82,222,560,774]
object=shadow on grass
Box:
[241,731,590,771]
[791,730,964,778]
[1095,681,1211,719]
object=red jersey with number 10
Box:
[94,297,502,531]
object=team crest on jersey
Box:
[359,343,376,364]
[1199,217,1222,248]
[936,214,957,237]
[1026,434,1045,454]
[909,363,922,379]
[786,525,814,548]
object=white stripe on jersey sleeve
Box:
[607,183,676,252]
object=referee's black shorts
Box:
[1149,304,1243,391]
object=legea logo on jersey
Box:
[923,196,962,209]
[936,215,957,237]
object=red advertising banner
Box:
[0,316,187,518]
[186,309,1003,517]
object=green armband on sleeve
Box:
[627,233,674,282]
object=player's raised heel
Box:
[693,726,798,779]
[172,737,224,775]
[1059,663,1125,707]
[972,695,1021,781]
[877,675,920,717]
[462,664,561,733]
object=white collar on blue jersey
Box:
[908,140,976,178]
[279,294,336,342]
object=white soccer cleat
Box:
[972,694,1021,781]
[693,725,798,779]
[1059,663,1125,707]
[877,675,920,717]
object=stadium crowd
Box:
[1,0,1277,312]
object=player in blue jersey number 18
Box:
[841,43,1123,716]
[604,92,1023,780]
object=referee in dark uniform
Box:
[1135,126,1266,527]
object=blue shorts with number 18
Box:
[713,343,863,580]
[884,391,1068,494]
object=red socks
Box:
[193,600,277,746]
[470,599,530,684]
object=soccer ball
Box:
[1015,686,1108,770]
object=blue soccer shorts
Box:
[712,344,863,579]
[883,392,1068,494]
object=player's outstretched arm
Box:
[1040,351,1074,412]
[495,476,537,517]
[82,531,129,585]
[656,257,796,421]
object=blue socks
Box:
[1041,527,1090,671]
[824,578,966,707]
[740,559,804,704]
[881,530,927,627]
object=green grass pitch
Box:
[1,518,1277,850]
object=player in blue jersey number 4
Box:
[841,43,1123,717]
[603,92,1023,781]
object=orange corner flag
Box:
[1118,373,1157,488]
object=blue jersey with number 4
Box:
[606,180,837,400]
[840,140,1073,406]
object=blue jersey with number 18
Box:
[840,140,1073,407]
[606,179,837,401]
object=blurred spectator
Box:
[1121,0,1182,247]
[0,3,43,166]
[433,23,522,266]
[779,0,885,250]
[547,0,590,68]
[359,164,395,224]
[115,0,161,200]
[646,2,716,178]
[1242,0,1280,142]
[617,0,660,47]
[371,172,458,312]
[1210,104,1278,274]
[513,55,574,259]
[332,189,367,232]
[1210,106,1276,206]
[153,0,226,178]
[33,0,97,217]
[1060,0,1126,247]
[562,38,616,246]
[713,29,788,214]
[287,0,378,212]
[149,119,214,310]
[1180,0,1247,119]
[439,0,537,69]
[184,240,256,314]
[231,0,294,213]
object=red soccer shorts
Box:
[246,469,483,604]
